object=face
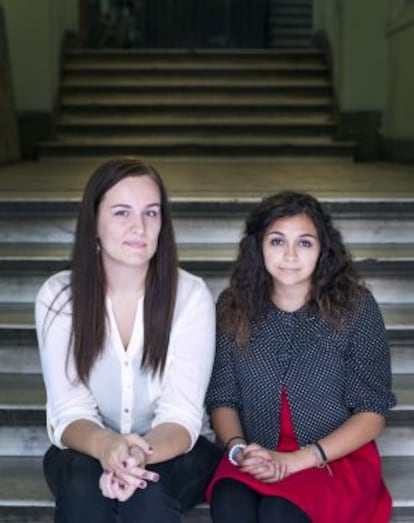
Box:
[262,213,321,296]
[96,175,162,275]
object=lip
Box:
[124,240,146,249]
[278,267,300,272]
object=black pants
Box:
[44,436,222,523]
[211,479,312,523]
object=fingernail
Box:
[103,468,111,474]
[153,474,160,482]
[140,481,147,488]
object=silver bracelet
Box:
[228,443,247,466]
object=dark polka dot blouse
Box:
[206,290,397,449]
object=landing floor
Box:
[0,157,413,200]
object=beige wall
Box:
[0,0,78,112]
[384,0,414,140]
[314,0,388,112]
[314,0,414,143]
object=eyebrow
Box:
[110,203,161,209]
[265,230,318,239]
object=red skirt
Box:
[206,391,392,523]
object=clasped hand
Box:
[238,443,302,483]
[98,433,159,501]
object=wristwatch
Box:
[228,443,247,466]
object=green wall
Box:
[314,0,388,112]
[384,1,414,140]
[0,0,78,112]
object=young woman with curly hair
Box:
[206,191,396,523]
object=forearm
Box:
[211,407,245,448]
[61,419,118,461]
[144,422,192,464]
[316,411,385,463]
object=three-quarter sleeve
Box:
[205,329,240,414]
[151,273,216,449]
[35,272,104,448]
[344,291,397,415]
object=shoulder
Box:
[35,270,72,310]
[352,288,382,319]
[177,268,213,299]
[175,268,215,312]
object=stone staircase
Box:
[0,191,414,522]
[38,49,354,160]
[267,0,314,48]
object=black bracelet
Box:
[224,435,245,450]
[314,441,328,465]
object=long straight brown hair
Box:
[69,158,178,383]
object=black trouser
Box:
[211,479,312,523]
[44,436,222,523]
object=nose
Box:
[130,213,145,234]
[283,242,297,260]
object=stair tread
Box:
[61,94,332,106]
[0,370,413,410]
[0,455,412,508]
[43,136,353,147]
[61,73,329,86]
[62,79,330,88]
[0,303,413,330]
[59,115,333,126]
[1,243,414,262]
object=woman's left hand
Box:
[240,443,302,483]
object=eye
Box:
[146,208,159,218]
[299,239,312,248]
[270,237,283,246]
[114,209,129,217]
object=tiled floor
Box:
[0,157,413,200]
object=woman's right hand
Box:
[97,432,159,493]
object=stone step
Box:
[60,101,333,118]
[0,302,412,344]
[2,201,413,244]
[61,90,333,105]
[60,81,331,96]
[56,122,337,139]
[0,457,411,523]
[63,49,325,69]
[2,422,414,460]
[269,27,313,38]
[59,114,334,127]
[1,340,412,377]
[0,373,412,453]
[269,6,312,17]
[0,243,413,304]
[38,137,354,159]
[62,67,329,83]
[270,38,314,49]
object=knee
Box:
[120,480,180,521]
[54,450,102,501]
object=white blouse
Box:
[35,269,216,450]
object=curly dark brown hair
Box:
[219,191,365,348]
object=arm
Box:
[243,292,396,482]
[211,407,246,452]
[147,275,216,463]
[36,275,156,488]
[241,411,385,481]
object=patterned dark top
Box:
[206,290,397,449]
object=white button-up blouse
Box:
[35,269,216,450]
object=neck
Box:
[104,263,148,298]
[272,284,309,312]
